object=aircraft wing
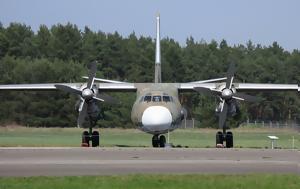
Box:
[0,83,137,92]
[98,83,136,92]
[178,83,300,92]
[178,83,218,92]
[0,83,82,90]
[0,82,298,92]
[233,83,299,92]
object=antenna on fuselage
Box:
[154,13,161,83]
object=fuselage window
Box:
[144,96,152,102]
[163,96,170,102]
[152,96,161,102]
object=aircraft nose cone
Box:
[142,106,172,131]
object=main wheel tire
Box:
[152,135,159,148]
[82,131,90,147]
[92,131,100,147]
[216,131,223,146]
[159,135,166,148]
[225,131,233,148]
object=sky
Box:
[0,0,299,51]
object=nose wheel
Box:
[216,131,233,148]
[152,134,166,148]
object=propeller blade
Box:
[194,87,220,96]
[55,84,81,95]
[218,101,228,129]
[77,101,87,128]
[232,93,260,102]
[87,61,97,89]
[78,98,85,112]
[96,93,119,104]
[92,96,105,102]
[225,62,235,89]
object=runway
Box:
[0,147,299,177]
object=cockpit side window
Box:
[152,96,161,102]
[144,96,151,102]
[163,96,170,102]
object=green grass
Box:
[0,174,299,189]
[0,126,299,149]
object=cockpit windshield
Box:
[144,95,151,102]
[142,94,174,103]
[152,96,161,102]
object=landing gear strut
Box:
[152,134,166,148]
[216,126,233,148]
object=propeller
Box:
[194,62,259,129]
[55,61,118,127]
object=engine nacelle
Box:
[87,101,101,121]
[215,100,239,117]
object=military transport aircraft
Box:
[0,15,299,148]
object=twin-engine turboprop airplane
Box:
[0,15,299,148]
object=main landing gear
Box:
[81,119,100,147]
[82,128,100,147]
[152,134,166,148]
[216,130,233,148]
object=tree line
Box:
[0,22,300,128]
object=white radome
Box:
[142,106,172,131]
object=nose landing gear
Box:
[152,134,166,148]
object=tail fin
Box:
[154,14,161,83]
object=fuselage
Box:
[129,15,186,135]
[131,83,184,135]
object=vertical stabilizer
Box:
[154,14,161,83]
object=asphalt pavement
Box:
[0,147,298,177]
